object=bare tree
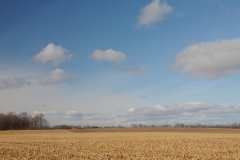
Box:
[19,112,31,129]
[31,113,49,130]
[0,113,5,130]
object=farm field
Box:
[0,128,240,159]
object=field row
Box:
[0,129,240,159]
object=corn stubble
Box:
[0,129,239,159]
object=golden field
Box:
[0,128,240,159]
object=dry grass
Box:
[0,128,240,159]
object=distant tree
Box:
[18,112,31,129]
[6,112,18,130]
[31,113,49,129]
[0,113,5,130]
[130,124,138,128]
[174,123,185,128]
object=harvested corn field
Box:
[0,128,240,159]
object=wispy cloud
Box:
[119,65,146,76]
[39,68,78,85]
[133,65,147,76]
[174,39,240,79]
[176,12,184,18]
[32,43,72,66]
[0,76,32,90]
[138,0,172,27]
[91,49,127,63]
[34,111,60,116]
[66,111,98,119]
[65,111,115,124]
[217,3,228,11]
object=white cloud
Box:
[65,111,97,119]
[174,39,240,79]
[91,49,127,63]
[0,76,32,90]
[91,49,145,76]
[39,68,78,85]
[32,43,72,66]
[119,65,146,76]
[138,0,172,27]
[33,111,60,116]
[128,102,211,116]
[66,111,77,117]
[128,108,135,113]
[120,102,240,125]
[52,102,240,126]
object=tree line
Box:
[2,111,240,130]
[0,112,49,130]
[52,123,240,129]
[130,123,240,129]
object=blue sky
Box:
[1,0,240,126]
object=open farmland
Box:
[0,128,240,159]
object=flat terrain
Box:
[0,128,240,159]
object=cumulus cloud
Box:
[39,68,78,85]
[91,49,127,63]
[174,39,240,79]
[32,43,72,66]
[0,76,32,90]
[138,0,172,27]
[119,65,146,76]
[38,102,240,126]
[121,102,240,125]
[62,102,240,126]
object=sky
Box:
[1,0,240,126]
